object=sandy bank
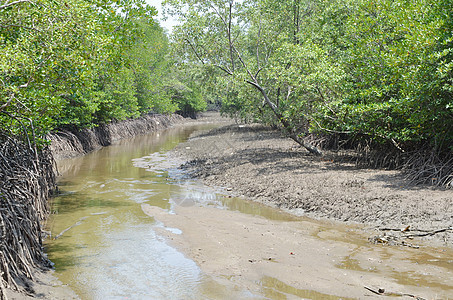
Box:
[170,123,453,247]
[142,204,453,299]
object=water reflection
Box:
[46,124,245,299]
[259,276,355,300]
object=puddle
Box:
[259,276,355,300]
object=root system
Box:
[0,133,56,299]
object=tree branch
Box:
[215,65,233,75]
[0,24,41,32]
[246,79,322,155]
[256,18,262,69]
[0,0,33,10]
[255,67,263,79]
[0,95,14,113]
[184,38,205,65]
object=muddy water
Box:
[46,124,453,299]
[46,124,290,299]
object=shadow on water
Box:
[50,193,131,214]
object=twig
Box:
[364,286,426,299]
[53,217,88,240]
[403,227,452,238]
[0,0,34,10]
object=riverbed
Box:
[44,121,453,299]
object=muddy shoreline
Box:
[9,114,451,299]
[169,123,453,248]
[48,113,184,160]
[4,113,193,300]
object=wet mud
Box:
[39,115,453,299]
[171,123,453,248]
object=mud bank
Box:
[170,124,453,247]
[2,114,187,300]
[48,114,183,160]
[0,136,59,300]
[143,204,453,299]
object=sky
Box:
[145,0,179,33]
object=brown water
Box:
[45,124,453,299]
[45,124,292,299]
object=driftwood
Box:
[370,226,453,248]
[364,286,426,299]
[53,216,88,240]
[0,132,56,299]
[378,226,453,238]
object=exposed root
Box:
[315,135,453,189]
[402,150,453,188]
[47,113,183,160]
[0,133,56,299]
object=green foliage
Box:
[164,65,208,118]
[164,0,453,153]
[1,0,188,142]
[329,0,453,150]
[2,0,451,153]
[0,0,105,135]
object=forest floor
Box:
[169,118,453,248]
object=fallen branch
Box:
[364,286,426,299]
[379,227,453,236]
[53,217,88,240]
[403,227,453,238]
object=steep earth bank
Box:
[170,123,453,248]
[2,113,185,300]
[48,114,183,160]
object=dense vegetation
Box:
[0,0,207,143]
[1,0,206,296]
[0,0,451,296]
[2,0,451,169]
[163,0,453,185]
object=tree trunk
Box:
[246,80,322,156]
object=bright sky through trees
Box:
[146,0,178,33]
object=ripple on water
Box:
[71,224,203,299]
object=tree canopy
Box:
[163,0,452,155]
[0,0,207,142]
[1,0,452,182]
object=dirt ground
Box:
[169,122,453,248]
[143,203,453,299]
[4,270,78,300]
[10,114,451,299]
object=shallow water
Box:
[45,124,292,299]
[45,123,453,299]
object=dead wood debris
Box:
[364,286,426,299]
[0,133,57,299]
[369,226,453,248]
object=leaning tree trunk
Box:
[246,80,322,156]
